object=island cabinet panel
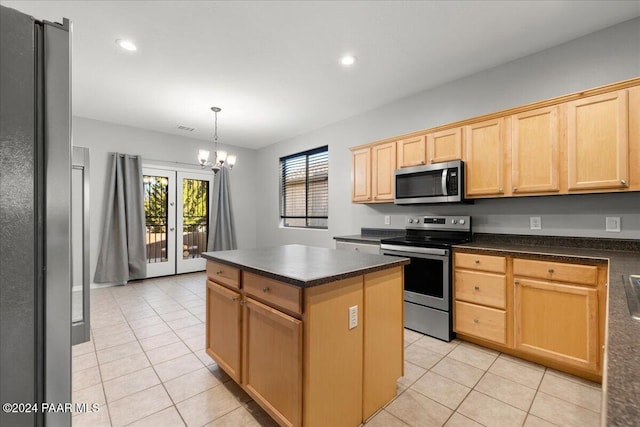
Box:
[514,278,598,372]
[362,267,403,421]
[567,90,629,191]
[206,280,242,383]
[351,147,371,202]
[510,106,560,194]
[303,276,364,427]
[427,127,462,164]
[396,135,426,168]
[243,297,302,427]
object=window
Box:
[280,146,328,229]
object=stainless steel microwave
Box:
[394,160,466,204]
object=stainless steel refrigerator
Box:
[0,5,72,426]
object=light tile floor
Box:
[72,272,602,427]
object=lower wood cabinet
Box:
[243,297,302,427]
[453,250,607,381]
[514,278,598,372]
[206,280,242,382]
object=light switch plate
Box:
[606,217,621,232]
[348,305,358,329]
[530,216,542,230]
[384,215,390,225]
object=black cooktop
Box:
[380,230,471,249]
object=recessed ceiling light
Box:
[340,54,356,66]
[116,39,137,51]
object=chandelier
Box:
[197,107,236,173]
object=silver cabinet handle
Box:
[231,296,238,302]
[499,187,503,192]
[474,286,480,290]
[262,287,270,293]
[419,160,425,165]
[475,260,480,264]
[430,158,434,163]
[548,268,554,273]
[513,187,517,192]
[473,318,479,324]
[621,180,627,186]
[514,281,520,285]
[240,300,246,306]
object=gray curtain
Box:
[94,153,147,283]
[208,166,237,251]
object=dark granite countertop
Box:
[202,244,409,288]
[453,234,640,426]
[333,227,405,244]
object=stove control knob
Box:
[459,219,466,225]
[408,219,414,224]
[452,219,458,224]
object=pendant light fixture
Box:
[197,107,236,173]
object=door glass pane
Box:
[71,167,84,322]
[182,178,209,259]
[144,175,169,263]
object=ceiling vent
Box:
[177,125,195,132]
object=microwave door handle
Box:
[441,169,448,196]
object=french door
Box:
[143,167,213,277]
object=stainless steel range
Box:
[380,215,471,342]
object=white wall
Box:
[72,117,257,284]
[254,17,640,249]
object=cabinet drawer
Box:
[455,270,506,309]
[335,240,380,255]
[455,301,506,344]
[207,261,241,289]
[243,272,302,315]
[513,258,598,286]
[455,252,507,273]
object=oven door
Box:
[380,245,450,311]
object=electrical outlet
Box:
[530,216,542,230]
[384,215,390,225]
[606,217,621,232]
[348,305,358,329]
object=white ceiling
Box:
[2,1,639,149]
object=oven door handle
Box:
[380,244,449,257]
[441,169,448,196]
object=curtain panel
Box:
[94,153,146,283]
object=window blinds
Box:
[279,146,328,228]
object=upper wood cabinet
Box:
[464,118,507,197]
[427,127,462,164]
[371,142,396,202]
[351,147,371,202]
[629,86,640,191]
[396,135,426,168]
[511,106,560,194]
[567,90,629,191]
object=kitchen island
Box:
[202,245,409,427]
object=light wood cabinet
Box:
[335,240,380,255]
[351,147,371,202]
[514,278,598,372]
[511,106,560,194]
[243,297,302,427]
[427,127,462,164]
[567,90,629,191]
[453,250,607,381]
[206,280,242,383]
[371,142,396,202]
[629,86,640,191]
[464,118,507,197]
[397,135,426,168]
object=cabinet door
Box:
[567,90,629,191]
[464,118,506,197]
[206,280,242,382]
[371,142,396,202]
[243,297,302,427]
[511,106,560,194]
[352,147,371,202]
[397,135,426,168]
[427,127,462,164]
[514,278,598,372]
